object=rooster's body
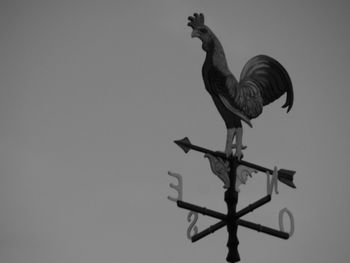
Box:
[188,13,293,158]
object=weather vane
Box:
[167,13,296,263]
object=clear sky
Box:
[1,0,350,262]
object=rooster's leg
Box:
[225,128,236,157]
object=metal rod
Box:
[177,200,227,220]
[225,158,240,263]
[238,159,275,174]
[235,195,271,218]
[191,220,227,242]
[191,195,272,243]
[237,219,289,239]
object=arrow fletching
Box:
[278,169,296,189]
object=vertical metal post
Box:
[225,157,240,263]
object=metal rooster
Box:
[188,13,293,159]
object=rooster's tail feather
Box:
[239,55,294,113]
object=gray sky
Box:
[1,0,350,262]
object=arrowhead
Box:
[174,137,192,153]
[278,169,296,189]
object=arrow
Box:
[174,137,296,189]
[174,137,227,159]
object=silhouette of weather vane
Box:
[167,13,296,263]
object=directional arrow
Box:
[174,137,226,159]
[174,137,296,189]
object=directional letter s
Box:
[187,211,198,240]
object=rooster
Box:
[187,13,293,159]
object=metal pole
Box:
[225,157,240,263]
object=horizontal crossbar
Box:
[237,219,289,239]
[177,200,226,220]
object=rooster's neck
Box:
[204,38,232,76]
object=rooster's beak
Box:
[191,30,199,38]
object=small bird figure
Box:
[188,13,293,159]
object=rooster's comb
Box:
[187,13,205,29]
